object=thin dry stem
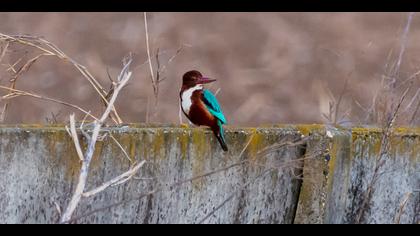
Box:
[0,41,9,65]
[0,85,98,121]
[178,99,183,124]
[60,57,133,223]
[108,133,132,162]
[82,160,146,198]
[394,192,412,224]
[64,159,248,223]
[144,12,157,100]
[355,86,411,223]
[410,99,420,125]
[392,12,414,82]
[334,77,350,124]
[1,53,49,122]
[0,33,123,124]
[198,168,275,224]
[403,88,420,113]
[68,114,84,162]
[63,130,308,223]
[64,134,257,223]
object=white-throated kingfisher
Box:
[180,70,228,151]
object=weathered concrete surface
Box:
[294,126,419,224]
[0,125,305,224]
[326,128,420,224]
[0,124,418,224]
[293,126,331,223]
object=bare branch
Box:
[178,99,183,124]
[5,57,23,73]
[0,33,123,124]
[334,77,350,124]
[392,12,414,82]
[0,85,98,121]
[356,85,411,223]
[214,88,221,97]
[198,168,275,224]
[394,192,412,224]
[98,59,132,123]
[388,12,415,119]
[398,69,420,89]
[80,111,91,128]
[159,44,187,74]
[108,133,132,162]
[63,160,248,223]
[64,130,267,223]
[60,56,134,223]
[156,47,161,83]
[82,160,145,198]
[144,12,157,97]
[0,53,50,122]
[11,53,49,82]
[141,16,186,120]
[403,88,420,112]
[0,41,9,64]
[53,201,62,218]
[68,114,84,162]
[198,194,235,224]
[410,98,420,125]
[65,133,311,224]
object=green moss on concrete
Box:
[178,129,190,160]
[248,128,264,161]
[326,130,351,200]
[152,129,165,159]
[328,139,338,191]
[296,124,325,136]
[1,123,419,224]
[351,127,420,162]
[108,132,137,162]
[191,128,209,190]
[39,129,83,180]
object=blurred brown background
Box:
[0,12,419,126]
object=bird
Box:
[180,70,228,151]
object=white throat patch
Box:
[181,84,203,114]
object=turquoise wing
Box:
[202,89,227,124]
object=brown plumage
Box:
[180,70,228,151]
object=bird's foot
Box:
[180,123,190,128]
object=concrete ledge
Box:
[0,124,418,224]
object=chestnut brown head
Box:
[182,70,216,88]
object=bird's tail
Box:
[214,120,228,152]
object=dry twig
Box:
[64,131,308,223]
[82,160,146,198]
[0,33,123,124]
[68,114,84,162]
[355,86,411,223]
[394,192,412,224]
[0,85,98,121]
[60,55,137,223]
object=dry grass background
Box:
[0,12,419,126]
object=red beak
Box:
[197,77,216,84]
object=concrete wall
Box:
[0,124,418,224]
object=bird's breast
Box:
[180,85,202,114]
